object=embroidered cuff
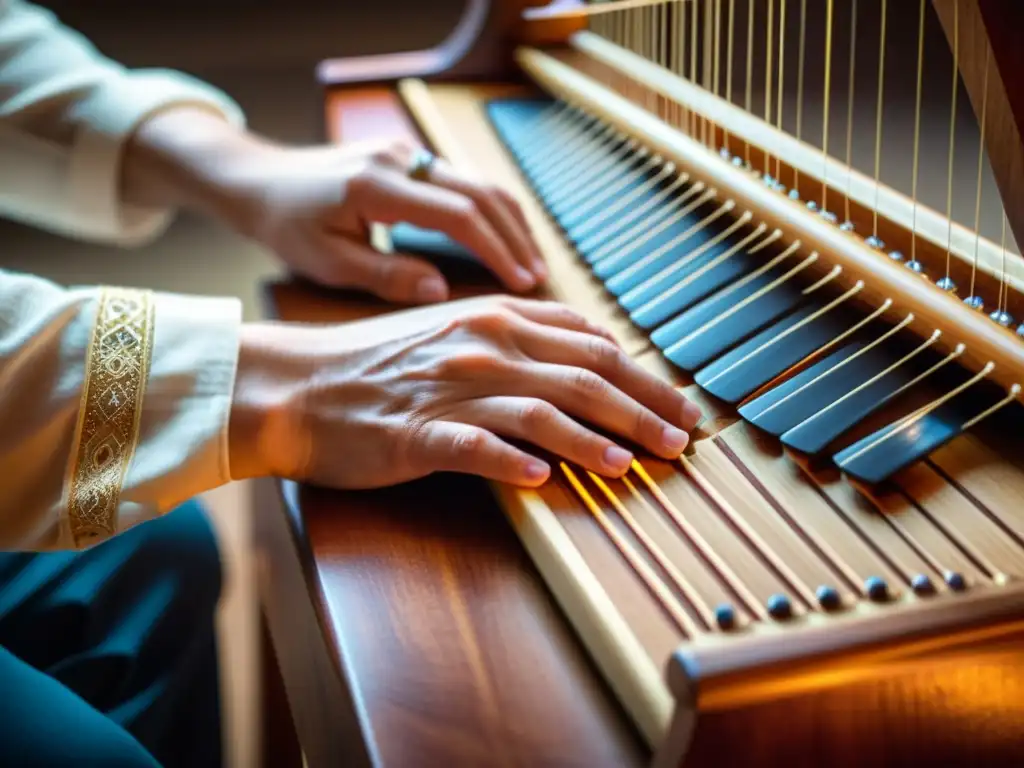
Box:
[64,287,154,548]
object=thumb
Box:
[333,239,451,304]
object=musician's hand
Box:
[123,107,546,303]
[241,139,548,303]
[229,296,703,488]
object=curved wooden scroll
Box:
[316,0,586,86]
[934,0,1024,255]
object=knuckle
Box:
[349,164,382,193]
[588,336,624,371]
[451,198,480,226]
[370,139,411,167]
[435,350,504,379]
[634,408,661,440]
[571,428,600,460]
[570,367,607,398]
[464,308,514,336]
[521,400,557,429]
[449,428,483,458]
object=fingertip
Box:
[603,445,634,475]
[661,425,690,458]
[532,259,549,282]
[521,458,551,486]
[681,399,704,431]
[415,274,449,303]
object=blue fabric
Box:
[0,500,224,767]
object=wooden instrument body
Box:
[313,2,1024,765]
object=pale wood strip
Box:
[691,440,853,606]
[631,458,797,620]
[494,482,674,748]
[719,424,914,594]
[897,461,1024,583]
[587,471,717,632]
[806,468,943,595]
[560,464,700,637]
[611,473,755,626]
[857,480,989,590]
[929,435,1024,547]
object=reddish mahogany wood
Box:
[316,0,586,85]
[254,81,1024,768]
[256,278,647,768]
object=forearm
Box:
[120,107,276,238]
[0,1,247,244]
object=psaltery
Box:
[318,1,1024,763]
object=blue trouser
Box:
[0,500,223,767]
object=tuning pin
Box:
[964,296,985,311]
[990,309,1015,328]
[732,156,745,168]
[935,276,958,294]
[840,220,856,233]
[820,210,838,225]
[905,260,926,276]
[888,251,904,262]
[788,189,801,202]
[1016,323,1024,338]
[719,147,733,162]
[806,200,820,212]
[866,236,886,250]
[762,173,777,187]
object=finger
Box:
[411,420,551,487]
[497,297,619,346]
[510,320,703,432]
[478,360,692,460]
[322,237,451,304]
[425,160,548,281]
[351,168,536,292]
[453,396,635,477]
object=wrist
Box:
[122,106,279,237]
[229,322,311,481]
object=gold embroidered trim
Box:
[66,287,154,547]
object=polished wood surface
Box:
[256,84,651,763]
[315,0,585,86]
[251,77,1024,766]
[257,277,647,768]
[934,0,1024,260]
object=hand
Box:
[122,108,548,304]
[244,139,549,304]
[229,296,703,489]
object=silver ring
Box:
[407,148,436,181]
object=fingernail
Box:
[663,426,690,455]
[603,445,633,473]
[533,260,549,281]
[525,459,550,481]
[516,266,536,289]
[416,276,448,302]
[681,400,704,431]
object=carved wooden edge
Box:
[492,482,675,748]
[933,0,1024,259]
[252,478,380,768]
[668,581,1024,712]
[253,286,379,768]
[315,0,585,86]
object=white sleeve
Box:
[0,0,246,245]
[0,268,242,551]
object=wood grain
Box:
[258,66,1024,768]
[934,0,1024,263]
